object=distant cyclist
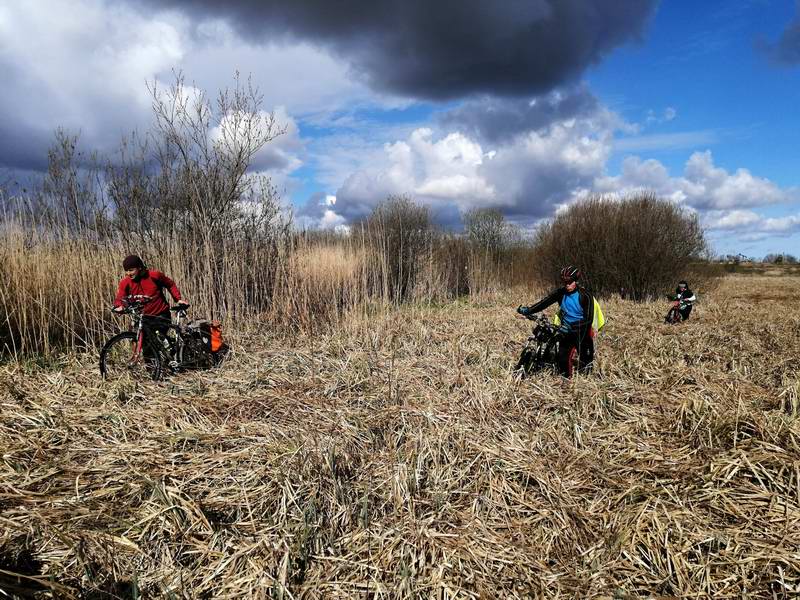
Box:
[517,266,595,377]
[674,280,696,321]
[113,255,188,334]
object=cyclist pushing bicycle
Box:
[673,280,696,321]
[113,255,188,333]
[516,266,595,378]
[103,254,223,381]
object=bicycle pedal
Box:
[169,360,179,369]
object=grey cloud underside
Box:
[439,86,599,144]
[298,191,328,219]
[135,0,658,99]
[327,148,597,229]
[764,5,800,65]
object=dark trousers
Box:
[558,328,594,378]
[679,304,693,321]
[143,310,172,337]
[141,310,172,358]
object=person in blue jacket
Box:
[517,266,595,377]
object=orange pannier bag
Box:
[210,320,224,352]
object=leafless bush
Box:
[764,253,798,264]
[533,192,711,299]
[1,130,111,238]
[462,208,534,296]
[464,208,508,260]
[360,195,437,302]
[108,73,283,237]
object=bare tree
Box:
[463,208,507,260]
[107,72,285,238]
[9,129,111,237]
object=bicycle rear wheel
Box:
[99,332,163,381]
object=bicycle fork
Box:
[131,320,145,367]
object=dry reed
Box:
[0,217,535,356]
[1,274,798,598]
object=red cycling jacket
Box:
[113,269,182,316]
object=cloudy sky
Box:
[1,0,799,256]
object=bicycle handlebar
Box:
[521,312,547,322]
[111,295,153,315]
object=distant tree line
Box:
[762,253,798,264]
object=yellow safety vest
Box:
[553,298,605,333]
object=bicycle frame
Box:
[114,297,149,367]
[116,296,174,368]
[665,298,686,324]
[109,295,216,376]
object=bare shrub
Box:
[764,253,798,264]
[462,209,536,297]
[533,192,711,299]
[360,195,436,302]
[5,130,111,237]
[464,208,507,260]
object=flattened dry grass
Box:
[1,275,799,598]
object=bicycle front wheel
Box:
[99,332,163,382]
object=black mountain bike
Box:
[514,313,589,377]
[99,295,219,381]
[514,313,560,376]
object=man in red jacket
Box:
[113,255,188,333]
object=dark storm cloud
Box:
[761,2,800,65]
[136,0,658,100]
[0,125,51,172]
[439,85,599,144]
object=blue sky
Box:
[580,0,800,256]
[1,0,799,257]
[590,0,798,183]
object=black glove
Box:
[517,305,530,316]
[556,323,571,336]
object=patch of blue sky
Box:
[285,163,321,209]
[588,0,799,186]
[298,101,442,138]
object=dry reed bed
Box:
[0,223,513,356]
[1,275,799,598]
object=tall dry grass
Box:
[0,223,116,355]
[0,214,535,356]
[274,242,371,331]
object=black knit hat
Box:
[122,255,145,270]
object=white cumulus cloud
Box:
[593,150,797,210]
[324,112,615,227]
